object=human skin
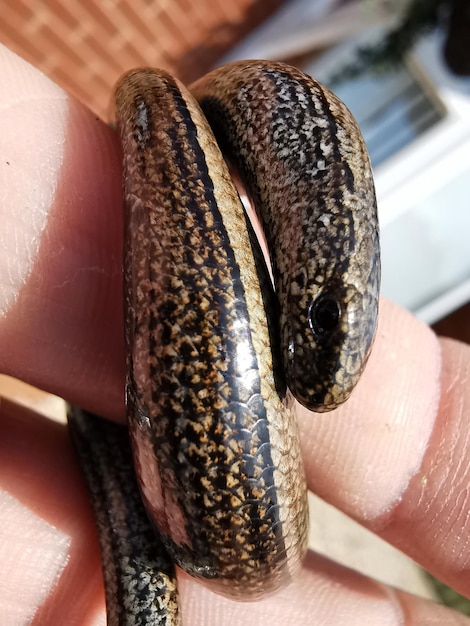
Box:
[1,43,469,625]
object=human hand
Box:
[1,43,469,625]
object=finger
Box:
[0,44,125,421]
[297,298,470,598]
[0,399,106,624]
[179,557,470,626]
[2,400,468,626]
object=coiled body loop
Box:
[117,65,308,600]
[69,60,380,626]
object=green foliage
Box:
[331,0,450,83]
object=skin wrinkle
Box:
[375,338,470,598]
[0,101,67,315]
[0,92,69,112]
[0,46,69,317]
[0,46,125,419]
[0,492,70,625]
[178,552,407,626]
[0,400,106,625]
[50,265,112,293]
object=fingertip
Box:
[0,43,69,315]
[0,44,125,419]
[178,551,462,626]
[298,299,441,520]
[380,336,470,597]
[0,399,106,624]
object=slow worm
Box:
[68,60,380,625]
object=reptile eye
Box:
[309,296,341,338]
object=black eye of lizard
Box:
[309,296,341,338]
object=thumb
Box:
[0,44,125,420]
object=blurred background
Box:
[1,0,469,616]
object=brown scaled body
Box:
[116,67,308,601]
[69,61,380,626]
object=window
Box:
[329,64,445,168]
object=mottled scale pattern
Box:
[115,68,308,600]
[192,61,380,411]
[67,406,179,626]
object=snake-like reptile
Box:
[68,60,380,625]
